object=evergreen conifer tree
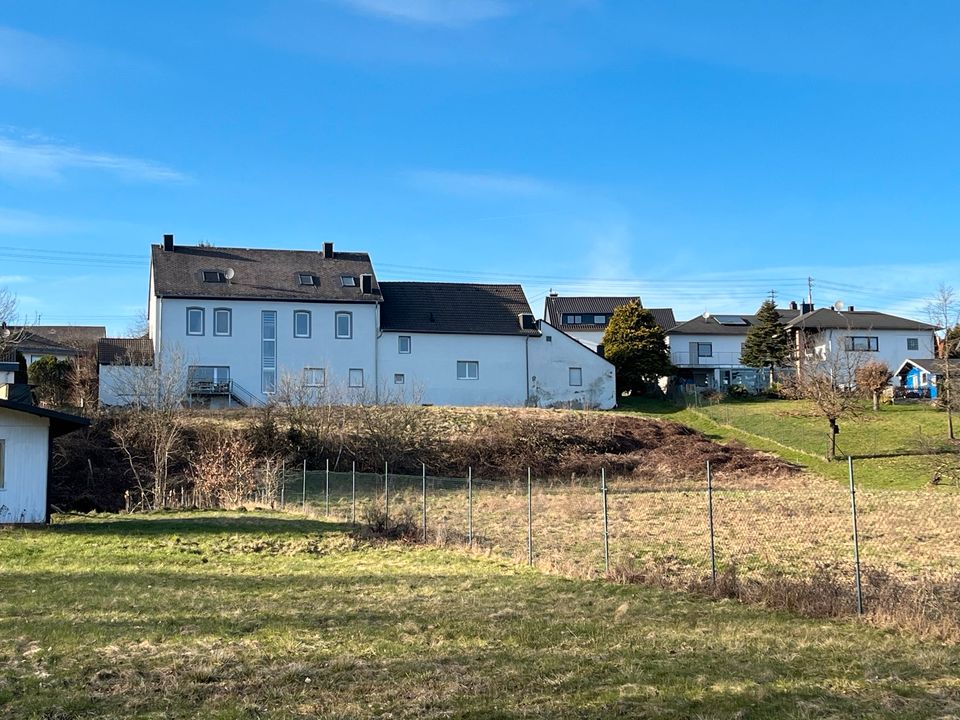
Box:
[602,300,673,394]
[740,300,791,372]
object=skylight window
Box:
[298,273,316,286]
[340,275,357,287]
[203,270,226,283]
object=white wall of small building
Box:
[563,329,604,352]
[528,322,616,409]
[157,297,379,400]
[0,408,49,525]
[99,365,154,407]
[377,332,530,406]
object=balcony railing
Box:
[671,351,744,367]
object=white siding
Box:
[810,329,937,386]
[562,329,604,352]
[528,322,616,409]
[158,297,378,401]
[377,332,529,406]
[0,408,49,524]
[99,365,154,406]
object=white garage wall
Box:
[0,408,49,525]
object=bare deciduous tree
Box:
[785,333,865,461]
[855,361,892,412]
[0,286,27,359]
[107,348,188,509]
[927,284,960,440]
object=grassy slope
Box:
[620,397,958,489]
[3,513,960,719]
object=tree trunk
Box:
[873,391,880,412]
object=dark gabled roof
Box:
[668,309,800,336]
[151,244,381,303]
[895,358,960,375]
[0,398,90,438]
[785,309,936,332]
[97,337,154,366]
[31,326,106,350]
[543,296,676,332]
[5,330,80,358]
[379,282,540,336]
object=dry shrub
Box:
[189,430,262,508]
[358,505,421,542]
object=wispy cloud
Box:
[0,26,71,88]
[0,275,30,285]
[334,0,514,27]
[0,131,188,184]
[407,169,555,197]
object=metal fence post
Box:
[849,456,865,615]
[601,468,610,574]
[707,460,717,584]
[325,459,330,517]
[302,459,307,513]
[527,467,533,566]
[281,460,286,509]
[422,463,427,542]
[351,461,357,525]
[468,467,474,547]
[384,462,389,530]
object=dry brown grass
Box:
[326,470,960,641]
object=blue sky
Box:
[1,0,958,334]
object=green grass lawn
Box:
[3,512,960,719]
[620,397,959,489]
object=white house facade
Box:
[785,308,938,384]
[100,237,616,410]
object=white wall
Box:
[0,408,49,524]
[99,365,154,407]
[528,322,616,409]
[810,329,937,386]
[158,298,378,401]
[668,334,747,367]
[377,332,530,406]
[563,329,604,352]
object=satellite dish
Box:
[225,268,236,281]
[702,311,711,320]
[833,300,844,312]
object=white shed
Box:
[0,399,89,525]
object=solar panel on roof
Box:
[714,315,748,325]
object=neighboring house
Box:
[894,358,960,398]
[785,307,938,384]
[104,236,616,410]
[543,293,676,353]
[97,337,155,407]
[6,326,106,365]
[0,373,88,525]
[666,305,802,392]
[380,282,615,408]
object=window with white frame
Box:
[394,373,405,384]
[0,439,5,490]
[398,335,412,354]
[213,308,231,336]
[907,338,919,351]
[262,311,277,394]
[697,342,713,358]
[593,315,606,324]
[187,307,204,336]
[349,368,364,388]
[304,367,326,387]
[335,312,352,339]
[845,336,879,352]
[457,361,479,380]
[569,367,583,386]
[294,310,311,338]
